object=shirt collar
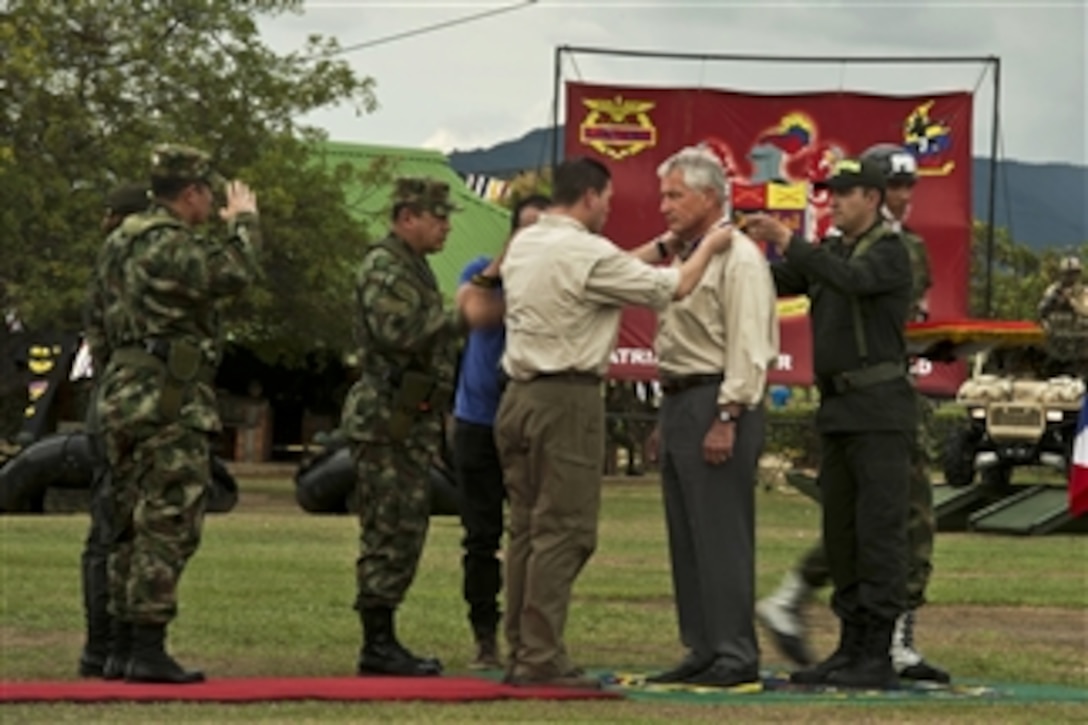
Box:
[538,212,588,233]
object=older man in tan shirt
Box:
[496,156,733,689]
[648,146,779,690]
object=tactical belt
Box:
[528,370,602,386]
[660,372,724,396]
[829,361,906,395]
[111,344,216,385]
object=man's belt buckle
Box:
[661,373,723,396]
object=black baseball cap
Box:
[815,157,887,192]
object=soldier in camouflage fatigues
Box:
[340,177,467,677]
[757,144,950,684]
[77,181,151,679]
[1039,257,1088,321]
[92,144,260,683]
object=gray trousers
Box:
[660,383,764,670]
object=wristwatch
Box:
[470,272,501,289]
[655,236,670,260]
[717,409,736,424]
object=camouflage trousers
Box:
[352,440,433,611]
[800,394,936,609]
[104,423,209,625]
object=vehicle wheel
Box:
[980,464,1013,491]
[941,427,977,488]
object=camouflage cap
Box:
[104,181,150,217]
[149,143,226,189]
[392,177,461,219]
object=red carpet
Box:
[0,676,620,704]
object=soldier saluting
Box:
[93,144,261,683]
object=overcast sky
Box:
[258,0,1086,166]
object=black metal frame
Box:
[551,45,1002,316]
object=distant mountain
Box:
[448,126,1087,250]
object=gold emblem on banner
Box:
[579,96,657,160]
[903,100,956,177]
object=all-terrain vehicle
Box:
[940,311,1088,489]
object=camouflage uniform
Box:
[901,226,936,608]
[93,146,258,656]
[0,280,27,446]
[78,181,151,679]
[1039,257,1088,321]
[340,177,465,675]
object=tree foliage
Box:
[1,0,388,364]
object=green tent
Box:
[317,141,511,298]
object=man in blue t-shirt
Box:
[454,194,550,669]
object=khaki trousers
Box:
[494,378,604,677]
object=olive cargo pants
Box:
[494,378,604,678]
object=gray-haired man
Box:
[647,146,780,688]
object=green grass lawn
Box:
[1,477,1085,722]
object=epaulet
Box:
[119,211,185,238]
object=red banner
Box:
[564,82,973,395]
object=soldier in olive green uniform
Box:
[93,145,260,683]
[757,145,949,684]
[340,178,467,677]
[744,157,915,689]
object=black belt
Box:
[527,370,602,385]
[660,373,724,396]
[820,361,907,396]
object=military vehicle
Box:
[940,311,1088,490]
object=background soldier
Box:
[94,144,260,683]
[0,278,28,455]
[746,157,916,690]
[1039,256,1088,320]
[78,181,150,678]
[340,177,466,677]
[757,144,950,683]
[604,381,644,476]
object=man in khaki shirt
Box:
[648,146,779,689]
[496,156,733,688]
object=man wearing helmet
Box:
[756,143,950,685]
[1039,256,1088,320]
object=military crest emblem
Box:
[579,96,658,160]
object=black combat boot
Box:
[357,607,443,676]
[77,549,112,677]
[102,619,133,681]
[790,617,864,685]
[469,623,501,670]
[124,623,205,684]
[77,615,111,678]
[825,616,899,690]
